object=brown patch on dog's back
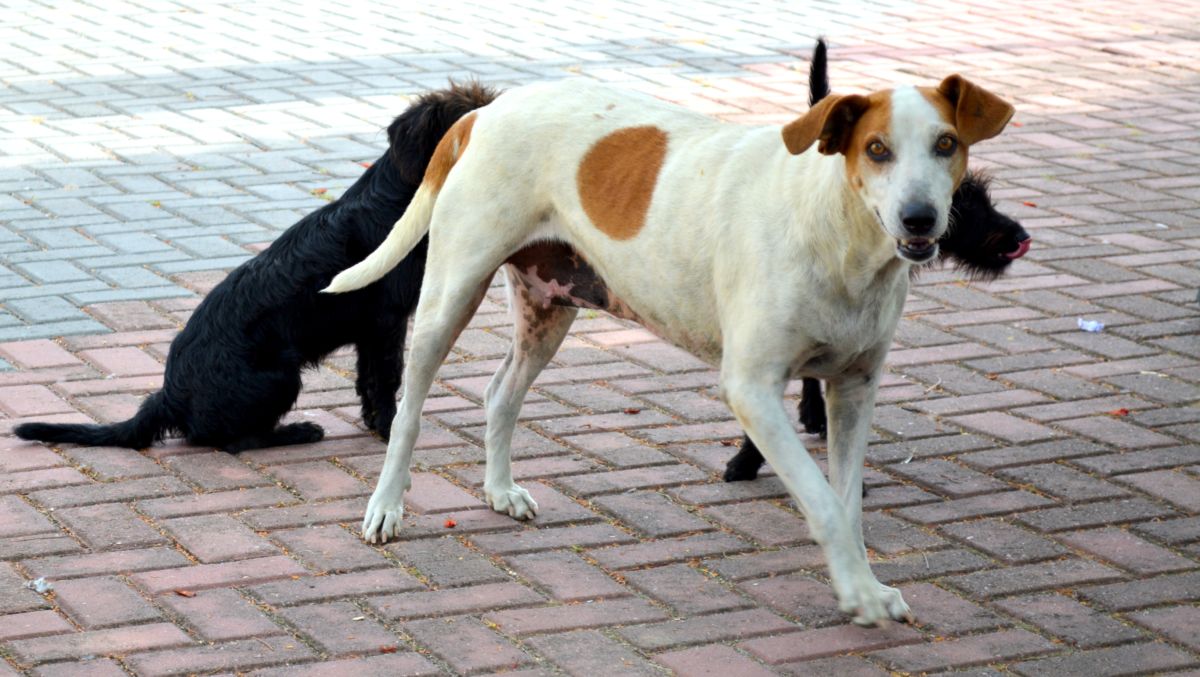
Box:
[577,126,668,240]
[425,111,477,191]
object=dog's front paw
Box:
[485,483,538,520]
[874,583,913,625]
[361,485,406,544]
[831,568,913,627]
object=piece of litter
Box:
[902,451,915,464]
[1107,408,1131,417]
[1077,318,1105,332]
[1154,223,1168,229]
[351,616,365,621]
[24,577,52,593]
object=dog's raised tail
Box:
[13,390,172,449]
[323,183,439,294]
[324,97,484,294]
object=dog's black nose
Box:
[901,202,937,235]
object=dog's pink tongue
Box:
[1006,237,1032,260]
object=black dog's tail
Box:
[808,38,829,106]
[14,390,172,449]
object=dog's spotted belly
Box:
[505,242,641,321]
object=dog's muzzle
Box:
[896,237,939,263]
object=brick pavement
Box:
[1,0,1199,674]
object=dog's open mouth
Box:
[1004,236,1032,260]
[897,238,938,262]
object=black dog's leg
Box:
[356,333,404,440]
[724,436,766,482]
[798,377,828,437]
[222,422,325,453]
[725,379,827,483]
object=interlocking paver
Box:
[2,1,1200,674]
[51,575,161,629]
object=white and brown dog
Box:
[325,76,1013,626]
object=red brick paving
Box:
[1,1,1199,675]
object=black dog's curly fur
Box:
[724,41,1030,482]
[16,83,498,453]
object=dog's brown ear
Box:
[782,94,870,156]
[937,75,1014,146]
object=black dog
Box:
[16,83,498,453]
[724,41,1031,482]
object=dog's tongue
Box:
[1005,237,1032,260]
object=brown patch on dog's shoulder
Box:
[424,111,477,191]
[577,126,668,241]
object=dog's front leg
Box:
[721,366,898,627]
[826,367,913,624]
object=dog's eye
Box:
[935,134,958,156]
[866,140,890,161]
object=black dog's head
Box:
[386,80,498,185]
[939,171,1031,281]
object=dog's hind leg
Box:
[361,209,534,542]
[221,422,325,453]
[362,273,490,543]
[481,268,578,519]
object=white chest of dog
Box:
[326,76,1013,626]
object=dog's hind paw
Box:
[485,483,538,520]
[361,489,405,544]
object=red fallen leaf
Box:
[1011,121,1023,127]
[358,161,374,168]
[379,646,398,654]
[623,408,642,415]
[1107,408,1131,416]
[1022,201,1037,208]
[444,518,457,529]
[312,187,328,195]
[173,589,196,598]
[719,440,735,447]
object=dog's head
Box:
[939,171,1031,280]
[782,76,1014,264]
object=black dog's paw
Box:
[360,405,378,431]
[361,399,396,440]
[370,405,395,441]
[723,436,764,482]
[283,421,325,444]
